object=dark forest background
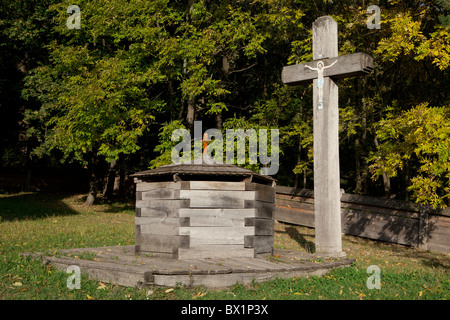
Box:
[0,0,448,207]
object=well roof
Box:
[132,159,275,184]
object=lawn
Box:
[1,192,449,300]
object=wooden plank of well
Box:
[137,207,180,218]
[179,226,254,245]
[245,200,275,219]
[178,208,257,220]
[136,234,189,253]
[245,218,274,235]
[136,181,188,192]
[188,216,243,227]
[244,235,274,254]
[245,183,275,203]
[189,181,246,190]
[141,188,181,200]
[180,190,255,208]
[136,199,190,210]
[136,217,189,235]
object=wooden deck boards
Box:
[21,246,354,288]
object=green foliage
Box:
[369,104,450,208]
[149,120,187,169]
[1,0,448,203]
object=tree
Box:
[369,104,450,209]
[23,0,168,204]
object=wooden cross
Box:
[282,16,374,258]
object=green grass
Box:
[1,192,449,300]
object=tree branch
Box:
[226,63,257,76]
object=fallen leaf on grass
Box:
[87,294,94,300]
[13,282,22,286]
[165,288,174,293]
[97,282,107,290]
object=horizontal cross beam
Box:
[282,52,374,86]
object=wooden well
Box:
[132,162,276,260]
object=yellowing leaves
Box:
[375,13,425,63]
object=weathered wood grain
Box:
[141,188,181,200]
[275,206,315,227]
[342,208,419,246]
[188,181,246,190]
[178,245,255,259]
[178,208,257,220]
[245,218,274,236]
[275,198,315,212]
[245,182,275,202]
[275,186,315,198]
[274,185,450,252]
[22,246,355,288]
[136,181,189,192]
[179,226,255,245]
[187,216,243,227]
[244,235,274,254]
[136,217,189,235]
[136,199,190,210]
[136,234,189,253]
[180,190,255,208]
[282,52,374,86]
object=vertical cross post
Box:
[312,16,345,258]
[282,16,373,258]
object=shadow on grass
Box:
[76,194,135,214]
[276,226,316,253]
[0,192,80,221]
[343,234,450,271]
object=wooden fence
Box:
[274,186,450,254]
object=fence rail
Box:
[274,186,450,254]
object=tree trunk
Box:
[24,145,32,192]
[103,160,117,199]
[85,177,97,206]
[294,137,301,188]
[118,156,125,198]
[85,155,100,206]
[186,96,195,132]
[215,112,222,130]
[374,136,391,197]
[355,137,362,194]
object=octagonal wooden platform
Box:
[22,246,354,289]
